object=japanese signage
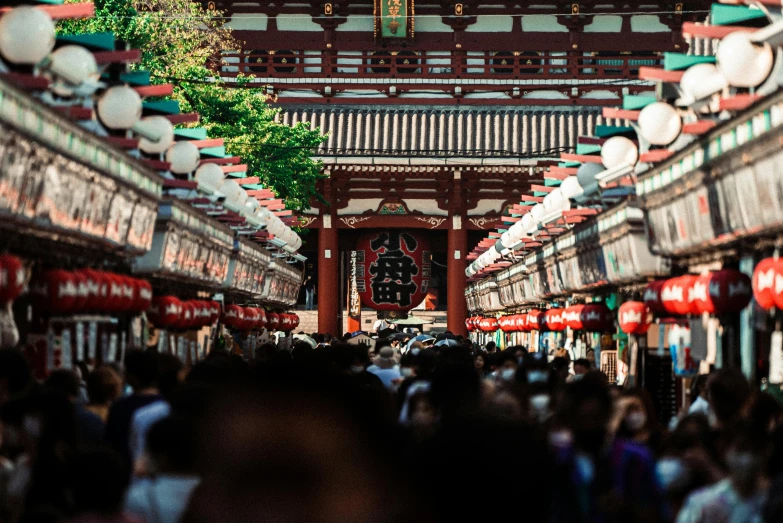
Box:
[356,230,430,311]
[349,251,362,317]
[376,0,411,38]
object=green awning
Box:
[594,125,635,138]
[623,95,656,110]
[57,32,115,50]
[711,4,766,26]
[120,71,151,86]
[664,53,715,71]
[174,128,207,140]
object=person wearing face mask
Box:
[494,352,518,384]
[612,390,663,455]
[550,372,663,523]
[676,423,769,523]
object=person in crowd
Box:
[407,390,437,442]
[551,372,664,523]
[473,351,488,378]
[129,354,183,471]
[304,275,315,310]
[572,357,591,380]
[68,447,139,523]
[550,356,570,383]
[676,422,770,523]
[85,366,123,424]
[105,350,162,475]
[706,369,751,430]
[687,374,710,417]
[484,341,497,354]
[72,362,90,405]
[125,416,200,523]
[45,370,104,446]
[492,350,519,384]
[613,389,664,454]
[366,345,402,391]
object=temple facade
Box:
[211,0,711,335]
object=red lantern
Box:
[0,254,25,303]
[208,301,221,323]
[222,304,244,328]
[280,313,294,332]
[643,280,667,314]
[688,273,714,315]
[479,317,499,332]
[562,305,584,330]
[242,307,261,331]
[618,301,652,335]
[581,304,612,332]
[82,269,108,312]
[266,311,280,331]
[499,316,514,332]
[465,318,474,332]
[71,271,89,313]
[131,279,153,314]
[545,309,566,332]
[711,270,753,313]
[34,270,78,314]
[257,308,267,330]
[514,314,528,332]
[753,258,783,310]
[147,296,182,328]
[290,313,300,330]
[105,273,125,312]
[356,230,431,311]
[175,301,196,330]
[662,276,697,316]
[192,301,212,328]
[118,276,136,312]
[526,309,544,331]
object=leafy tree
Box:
[60,0,325,212]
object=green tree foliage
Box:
[60,0,325,211]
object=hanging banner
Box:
[356,230,430,311]
[376,0,412,39]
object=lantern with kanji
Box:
[290,313,300,330]
[147,296,182,328]
[257,308,268,330]
[526,309,544,330]
[563,304,584,330]
[0,255,25,303]
[242,307,261,331]
[581,304,611,332]
[208,301,221,324]
[662,276,697,316]
[753,257,783,310]
[499,316,514,332]
[618,301,652,335]
[545,309,566,332]
[222,304,244,329]
[267,311,280,331]
[514,314,529,332]
[33,270,78,314]
[478,317,498,332]
[643,280,667,314]
[355,230,431,311]
[280,313,294,332]
[690,270,752,315]
[465,318,475,332]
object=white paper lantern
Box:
[531,204,546,223]
[218,180,243,203]
[97,86,142,130]
[244,197,261,215]
[638,102,682,146]
[138,116,175,155]
[166,141,201,174]
[47,45,98,97]
[195,163,225,192]
[601,136,638,169]
[0,6,55,65]
[520,213,536,234]
[560,176,584,200]
[680,63,727,102]
[544,188,570,213]
[268,217,286,237]
[717,32,773,88]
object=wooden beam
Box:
[682,22,756,39]
[561,153,603,163]
[93,50,141,65]
[602,108,641,120]
[0,3,94,20]
[134,84,174,97]
[199,156,242,165]
[164,113,199,124]
[638,67,684,83]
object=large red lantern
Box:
[279,313,293,332]
[71,271,89,313]
[662,276,697,316]
[267,311,280,331]
[465,318,475,332]
[581,304,612,332]
[291,313,300,330]
[753,258,783,310]
[118,277,136,312]
[514,314,529,332]
[0,255,25,303]
[175,301,196,330]
[618,301,652,335]
[545,309,566,332]
[691,270,753,315]
[688,273,714,315]
[147,296,182,328]
[356,230,431,311]
[242,307,261,331]
[222,305,244,328]
[526,309,544,330]
[643,280,667,314]
[192,301,212,328]
[499,316,514,332]
[105,273,125,312]
[82,269,109,312]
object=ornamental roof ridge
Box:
[277,104,611,115]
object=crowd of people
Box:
[0,331,782,523]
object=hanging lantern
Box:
[0,255,25,303]
[71,271,89,313]
[563,304,585,330]
[222,304,244,329]
[118,277,136,312]
[257,308,267,330]
[618,301,652,335]
[0,6,56,65]
[192,301,212,328]
[499,316,515,333]
[643,280,667,314]
[753,258,783,310]
[175,301,195,330]
[131,279,153,314]
[688,273,714,315]
[581,304,612,332]
[514,314,528,332]
[479,317,499,332]
[242,307,261,331]
[662,276,697,316]
[526,309,544,331]
[147,296,182,328]
[465,318,475,332]
[545,309,566,332]
[280,313,294,332]
[267,311,280,331]
[695,270,753,314]
[34,270,78,314]
[355,230,431,311]
[166,141,201,175]
[208,301,221,324]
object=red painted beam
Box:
[682,22,756,39]
[0,3,94,20]
[545,171,570,181]
[163,179,197,189]
[602,108,640,120]
[638,67,684,83]
[222,164,248,173]
[247,189,276,199]
[199,156,242,165]
[164,113,199,124]
[682,120,717,135]
[639,150,675,163]
[191,138,225,149]
[561,153,602,163]
[105,136,139,149]
[134,84,174,97]
[0,73,50,90]
[142,159,171,171]
[530,184,555,193]
[53,106,92,120]
[719,94,761,112]
[93,50,141,65]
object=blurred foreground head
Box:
[182,375,428,523]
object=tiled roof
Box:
[276,105,629,157]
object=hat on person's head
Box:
[378,346,395,360]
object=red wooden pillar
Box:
[318,222,340,335]
[447,216,468,336]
